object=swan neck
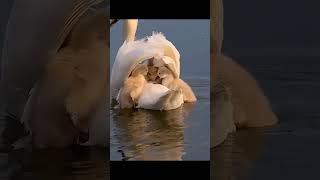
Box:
[123,19,138,42]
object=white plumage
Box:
[111,31,180,99]
[110,20,184,110]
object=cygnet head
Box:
[153,55,165,67]
[157,66,173,79]
[131,64,148,76]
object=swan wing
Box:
[146,32,180,76]
[111,32,181,99]
[137,83,169,109]
[111,40,164,98]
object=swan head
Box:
[123,19,138,42]
[110,19,138,42]
[110,19,119,27]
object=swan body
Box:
[136,83,184,110]
[157,66,197,102]
[136,83,169,109]
[110,20,180,100]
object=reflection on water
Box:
[0,109,108,180]
[111,103,194,160]
[212,0,320,177]
[212,57,320,179]
[110,77,210,160]
[211,128,269,180]
[0,112,109,180]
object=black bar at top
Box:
[110,0,210,19]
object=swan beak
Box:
[110,19,119,27]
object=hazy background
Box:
[0,0,14,76]
[213,0,320,179]
[0,1,109,179]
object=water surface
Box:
[212,56,320,180]
[212,0,320,178]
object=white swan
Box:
[110,19,183,110]
[136,83,169,109]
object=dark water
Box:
[110,20,210,160]
[212,56,320,179]
[223,0,320,48]
[8,146,108,180]
[1,112,109,180]
[212,0,320,178]
[0,0,14,76]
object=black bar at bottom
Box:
[110,161,210,179]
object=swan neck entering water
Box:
[123,19,138,42]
